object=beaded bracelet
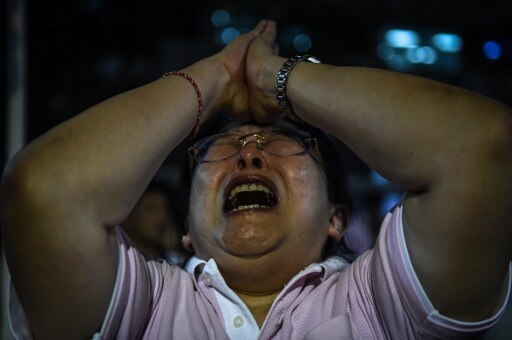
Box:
[162,71,203,139]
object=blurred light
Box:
[376,43,394,60]
[431,33,463,52]
[405,48,419,64]
[483,41,502,60]
[380,192,402,215]
[422,47,438,64]
[370,171,389,186]
[293,34,312,52]
[385,29,420,48]
[406,46,438,64]
[220,27,240,45]
[211,9,230,27]
[386,55,411,71]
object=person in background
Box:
[121,181,188,265]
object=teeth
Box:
[229,182,273,198]
[225,182,277,213]
[233,204,268,212]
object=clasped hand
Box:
[212,20,287,123]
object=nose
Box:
[237,141,266,170]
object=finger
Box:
[233,20,266,46]
[260,20,277,44]
[251,20,267,36]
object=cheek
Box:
[190,170,212,212]
[285,162,330,217]
[188,166,225,231]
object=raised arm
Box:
[248,22,512,321]
[0,21,266,339]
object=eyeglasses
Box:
[188,128,320,168]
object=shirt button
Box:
[203,274,213,287]
[233,316,244,328]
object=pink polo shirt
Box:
[10,202,511,339]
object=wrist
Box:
[258,56,286,101]
[181,55,231,119]
[209,53,235,114]
[276,55,321,121]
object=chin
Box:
[220,223,281,256]
[222,238,277,258]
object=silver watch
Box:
[276,54,321,121]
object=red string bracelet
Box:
[162,71,203,139]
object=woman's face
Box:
[187,124,334,292]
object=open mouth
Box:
[223,181,278,214]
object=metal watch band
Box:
[276,54,321,121]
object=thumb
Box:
[233,20,267,46]
[261,20,277,43]
[250,20,267,36]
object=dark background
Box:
[3,0,512,251]
[20,0,512,139]
[2,1,512,338]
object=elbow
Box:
[483,106,512,164]
[2,155,28,203]
[1,153,48,217]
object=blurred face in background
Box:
[122,190,182,260]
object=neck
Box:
[234,289,281,327]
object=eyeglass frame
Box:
[187,128,323,169]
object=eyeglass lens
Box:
[198,132,309,162]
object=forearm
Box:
[265,57,511,190]
[247,20,512,322]
[5,56,228,226]
[1,23,266,338]
[284,60,512,319]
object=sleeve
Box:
[370,201,511,339]
[92,226,153,340]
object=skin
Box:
[1,21,270,339]
[248,22,512,321]
[186,124,342,324]
[1,19,511,338]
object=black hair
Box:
[172,114,356,262]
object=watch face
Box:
[306,56,322,64]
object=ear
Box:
[182,216,194,253]
[327,205,349,244]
